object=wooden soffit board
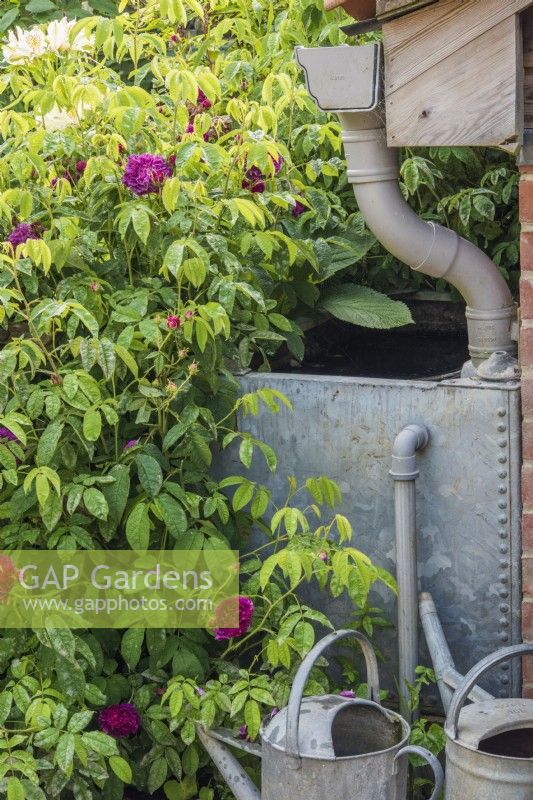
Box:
[383,0,532,149]
[377,0,435,16]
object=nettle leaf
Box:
[321,285,414,329]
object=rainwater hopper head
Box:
[295,43,381,113]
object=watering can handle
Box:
[393,746,444,800]
[446,643,533,740]
[285,629,380,763]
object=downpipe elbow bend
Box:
[390,425,429,481]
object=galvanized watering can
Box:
[198,629,443,800]
[445,643,533,799]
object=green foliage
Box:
[0,1,400,798]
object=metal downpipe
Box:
[337,111,516,370]
[390,424,429,720]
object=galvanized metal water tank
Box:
[220,369,521,708]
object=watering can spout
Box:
[196,725,261,800]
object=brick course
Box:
[520,166,533,695]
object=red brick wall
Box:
[520,165,533,695]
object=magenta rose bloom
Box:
[122,153,172,196]
[166,314,181,329]
[197,89,212,110]
[0,427,19,443]
[6,223,40,248]
[76,160,87,174]
[339,690,356,698]
[242,154,283,194]
[292,200,306,218]
[242,166,266,194]
[123,438,139,451]
[98,703,141,738]
[214,595,254,641]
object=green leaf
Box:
[126,501,150,549]
[56,732,75,775]
[26,0,56,12]
[102,464,130,527]
[244,699,261,739]
[0,9,19,32]
[67,710,94,733]
[83,407,102,442]
[115,344,139,377]
[82,730,118,756]
[34,727,60,748]
[109,755,133,784]
[148,756,168,793]
[232,482,254,511]
[132,208,151,244]
[162,406,199,451]
[156,493,188,538]
[163,241,185,277]
[7,777,24,800]
[83,487,109,520]
[121,628,144,671]
[0,691,12,724]
[136,453,163,497]
[321,285,413,329]
[45,627,76,662]
[36,420,64,466]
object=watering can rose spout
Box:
[197,629,443,800]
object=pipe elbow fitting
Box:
[390,425,429,481]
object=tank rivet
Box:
[499,617,509,627]
[497,407,507,417]
[498,515,508,525]
[498,455,508,464]
[499,545,508,554]
[498,500,507,509]
[499,589,509,598]
[499,632,509,642]
[497,424,507,433]
[499,470,508,479]
[500,560,509,569]
[499,529,508,538]
[498,485,507,494]
[500,604,509,613]
[499,574,508,584]
[498,439,508,448]
[500,675,509,685]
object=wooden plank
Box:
[385,15,521,147]
[377,0,435,15]
[384,0,531,94]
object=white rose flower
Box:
[2,26,47,64]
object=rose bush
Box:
[0,1,400,798]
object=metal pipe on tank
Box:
[390,424,429,719]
